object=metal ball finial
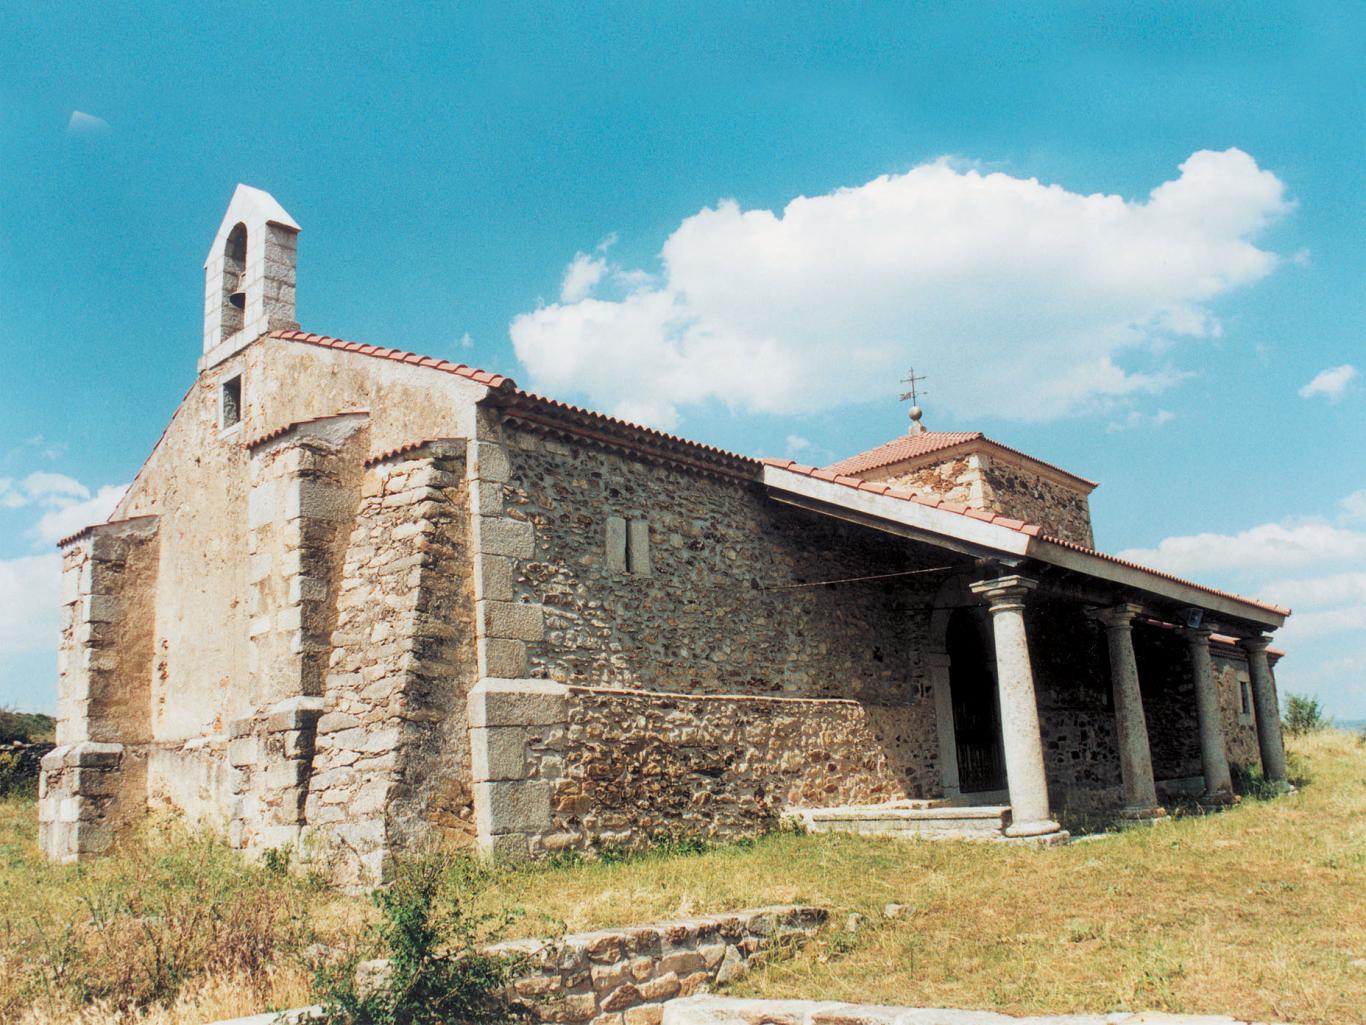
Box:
[908,405,923,422]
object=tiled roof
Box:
[242,410,369,450]
[763,458,1289,618]
[828,431,1098,489]
[761,458,1044,534]
[269,330,516,390]
[827,432,983,474]
[272,328,757,480]
[270,329,1285,617]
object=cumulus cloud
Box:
[511,149,1293,429]
[1297,364,1357,402]
[0,554,60,660]
[1341,489,1366,522]
[560,252,610,303]
[1117,499,1366,660]
[32,484,128,546]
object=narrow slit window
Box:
[221,375,242,429]
[1238,675,1254,723]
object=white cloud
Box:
[1341,490,1366,522]
[458,332,474,350]
[32,484,128,546]
[0,554,60,660]
[1106,409,1175,433]
[560,252,610,303]
[785,435,812,457]
[66,110,109,134]
[1117,521,1366,577]
[511,148,1293,429]
[1297,364,1357,402]
[1118,499,1366,716]
[22,472,88,502]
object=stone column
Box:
[927,652,961,799]
[1094,604,1163,818]
[1180,626,1234,801]
[1239,636,1287,784]
[969,576,1061,838]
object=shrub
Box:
[1283,693,1329,736]
[3,815,323,1021]
[314,853,525,1025]
[0,709,55,745]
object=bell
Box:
[228,276,246,310]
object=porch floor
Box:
[788,800,1069,844]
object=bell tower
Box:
[201,184,300,370]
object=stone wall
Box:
[40,517,160,863]
[304,441,478,883]
[490,905,827,1025]
[469,679,934,857]
[1027,601,1122,810]
[978,457,1093,548]
[863,449,1094,547]
[498,423,939,705]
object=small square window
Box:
[221,375,242,429]
[1237,674,1254,724]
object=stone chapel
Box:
[39,186,1291,884]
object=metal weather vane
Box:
[899,368,928,431]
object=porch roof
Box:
[760,459,1289,633]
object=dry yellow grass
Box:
[480,731,1366,1024]
[1,730,1362,1024]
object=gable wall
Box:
[94,337,487,822]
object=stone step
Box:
[790,803,1013,839]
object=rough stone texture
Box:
[40,518,159,862]
[488,906,828,1024]
[861,449,1094,547]
[555,687,925,851]
[303,443,478,883]
[663,997,1295,1025]
[499,424,940,705]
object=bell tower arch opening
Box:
[220,222,248,339]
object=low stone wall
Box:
[469,678,926,858]
[491,905,828,1025]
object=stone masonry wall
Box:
[41,517,160,863]
[305,441,478,884]
[468,680,933,857]
[866,451,1094,547]
[1027,601,1122,810]
[491,905,828,1025]
[498,423,941,705]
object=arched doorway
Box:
[946,608,1007,794]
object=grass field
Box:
[2,730,1363,1024]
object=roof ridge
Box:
[269,329,518,391]
[827,430,1096,489]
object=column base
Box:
[1202,789,1237,806]
[1004,817,1064,838]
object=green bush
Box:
[314,854,525,1025]
[1283,693,1329,736]
[1230,762,1281,800]
[0,709,54,744]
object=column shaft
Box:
[1183,627,1233,800]
[1097,605,1162,816]
[1241,637,1287,783]
[970,576,1061,838]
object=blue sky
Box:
[1,3,1362,716]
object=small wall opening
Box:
[221,375,242,429]
[221,223,248,338]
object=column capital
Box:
[1094,602,1144,630]
[1178,625,1214,645]
[970,575,1038,610]
[1238,635,1272,654]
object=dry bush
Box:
[0,811,356,1023]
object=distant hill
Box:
[1338,719,1366,733]
[0,710,55,745]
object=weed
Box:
[314,852,525,1025]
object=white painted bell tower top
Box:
[201,184,300,370]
